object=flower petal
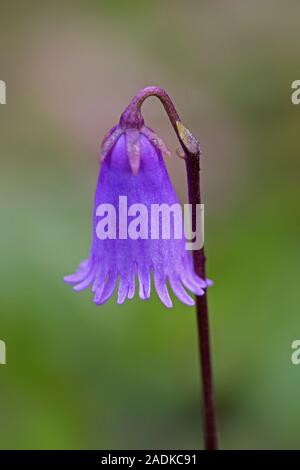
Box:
[154,271,172,308]
[73,265,97,291]
[127,268,136,300]
[64,259,91,284]
[138,265,151,300]
[92,265,108,293]
[117,275,129,304]
[94,269,117,305]
[180,273,205,296]
[168,275,195,306]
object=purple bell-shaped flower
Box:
[64,95,209,307]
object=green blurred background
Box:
[0,0,300,450]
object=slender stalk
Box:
[185,155,218,451]
[124,86,218,450]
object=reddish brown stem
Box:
[185,155,218,450]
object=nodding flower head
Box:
[64,90,210,308]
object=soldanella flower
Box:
[64,90,209,307]
[64,87,218,449]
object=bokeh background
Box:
[0,0,300,450]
